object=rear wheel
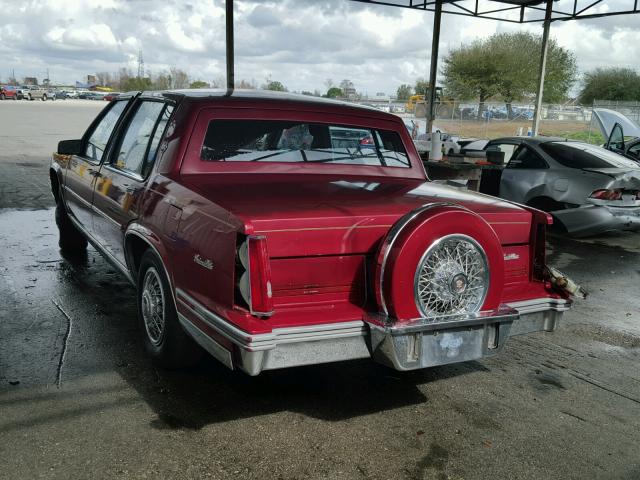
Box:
[55,204,88,253]
[42,94,47,101]
[137,249,203,368]
[28,94,33,101]
[0,94,5,100]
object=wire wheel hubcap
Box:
[415,235,489,317]
[142,267,165,346]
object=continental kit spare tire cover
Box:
[375,204,504,321]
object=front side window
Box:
[112,101,166,176]
[85,100,128,163]
[486,142,518,163]
[200,120,410,168]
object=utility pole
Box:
[226,0,234,93]
[137,50,144,78]
[532,0,553,136]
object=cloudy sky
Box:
[0,0,638,95]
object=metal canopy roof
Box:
[350,0,640,23]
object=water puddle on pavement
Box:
[0,208,137,388]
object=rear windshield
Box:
[200,120,410,168]
[540,142,639,169]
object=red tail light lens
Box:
[522,206,551,282]
[590,189,622,200]
[237,236,273,316]
[360,136,374,147]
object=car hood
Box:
[592,108,640,139]
[182,174,532,256]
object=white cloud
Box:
[0,0,636,96]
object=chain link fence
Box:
[352,99,639,143]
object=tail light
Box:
[236,235,273,316]
[523,206,552,282]
[590,189,622,200]
[360,136,374,147]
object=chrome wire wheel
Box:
[141,267,166,346]
[415,234,489,317]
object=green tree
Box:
[579,68,640,104]
[488,32,576,115]
[325,87,343,98]
[414,78,430,96]
[442,32,577,116]
[263,79,287,91]
[442,40,499,115]
[189,80,209,88]
[396,84,413,101]
[122,76,152,91]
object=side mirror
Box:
[58,139,82,155]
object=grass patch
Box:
[547,130,604,145]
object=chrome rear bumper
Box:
[175,289,570,375]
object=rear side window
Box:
[507,145,548,169]
[540,142,639,169]
[85,100,128,163]
[200,120,410,168]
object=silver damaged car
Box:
[487,136,640,237]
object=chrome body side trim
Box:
[92,202,123,228]
[63,185,93,209]
[506,297,571,314]
[178,313,234,369]
[175,286,570,375]
[175,288,367,350]
[67,213,134,284]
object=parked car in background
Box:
[592,108,640,162]
[0,85,21,100]
[103,92,121,101]
[25,86,56,101]
[50,90,575,375]
[486,136,640,237]
[54,90,71,100]
[17,86,32,99]
[63,90,79,99]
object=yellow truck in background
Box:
[406,87,455,118]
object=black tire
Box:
[42,94,47,101]
[137,249,203,368]
[0,93,5,100]
[28,94,32,101]
[55,204,88,253]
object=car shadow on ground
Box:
[58,243,487,429]
[0,208,486,430]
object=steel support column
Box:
[532,0,553,135]
[427,0,442,133]
[226,0,234,92]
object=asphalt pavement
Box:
[0,100,639,480]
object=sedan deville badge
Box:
[193,254,214,270]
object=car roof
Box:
[124,88,393,119]
[488,136,567,145]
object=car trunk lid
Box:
[182,174,533,258]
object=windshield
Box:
[200,119,410,168]
[540,142,639,169]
